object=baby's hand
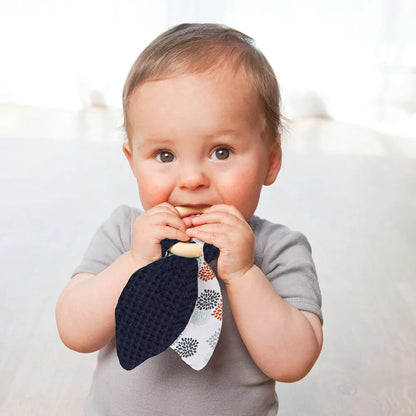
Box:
[185,205,254,284]
[129,203,189,268]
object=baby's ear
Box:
[122,142,136,175]
[264,140,282,186]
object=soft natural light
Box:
[0,0,415,136]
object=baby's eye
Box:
[155,151,176,163]
[210,147,231,160]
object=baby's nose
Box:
[178,165,209,190]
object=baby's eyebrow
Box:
[138,136,173,148]
[137,129,239,149]
[205,129,238,139]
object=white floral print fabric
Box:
[170,247,223,371]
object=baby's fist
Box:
[129,203,189,268]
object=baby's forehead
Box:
[126,67,266,148]
[130,65,258,109]
[137,60,252,89]
[132,68,260,115]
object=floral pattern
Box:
[196,289,221,310]
[198,262,216,281]
[170,254,222,370]
[206,328,221,350]
[172,337,199,358]
[211,299,223,320]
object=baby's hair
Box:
[122,23,282,148]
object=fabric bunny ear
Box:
[169,254,223,371]
[115,238,221,371]
[115,239,199,371]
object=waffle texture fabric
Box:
[115,248,197,370]
[72,205,323,416]
[115,239,220,371]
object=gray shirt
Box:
[72,205,322,416]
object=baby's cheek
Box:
[137,179,172,210]
[220,175,261,220]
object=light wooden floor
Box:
[0,105,415,415]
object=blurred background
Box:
[1,1,415,415]
[1,0,416,133]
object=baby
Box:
[56,23,323,415]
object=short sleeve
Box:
[251,216,323,324]
[71,205,142,277]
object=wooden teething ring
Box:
[169,206,210,258]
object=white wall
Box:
[1,0,415,134]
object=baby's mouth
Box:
[174,205,209,246]
[175,205,210,219]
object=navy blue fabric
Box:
[204,243,220,264]
[115,239,218,371]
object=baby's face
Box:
[123,66,281,221]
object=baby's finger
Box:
[203,204,245,221]
[182,216,194,228]
[147,202,179,217]
[190,211,241,228]
[154,225,189,242]
[186,223,230,248]
[150,211,187,233]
